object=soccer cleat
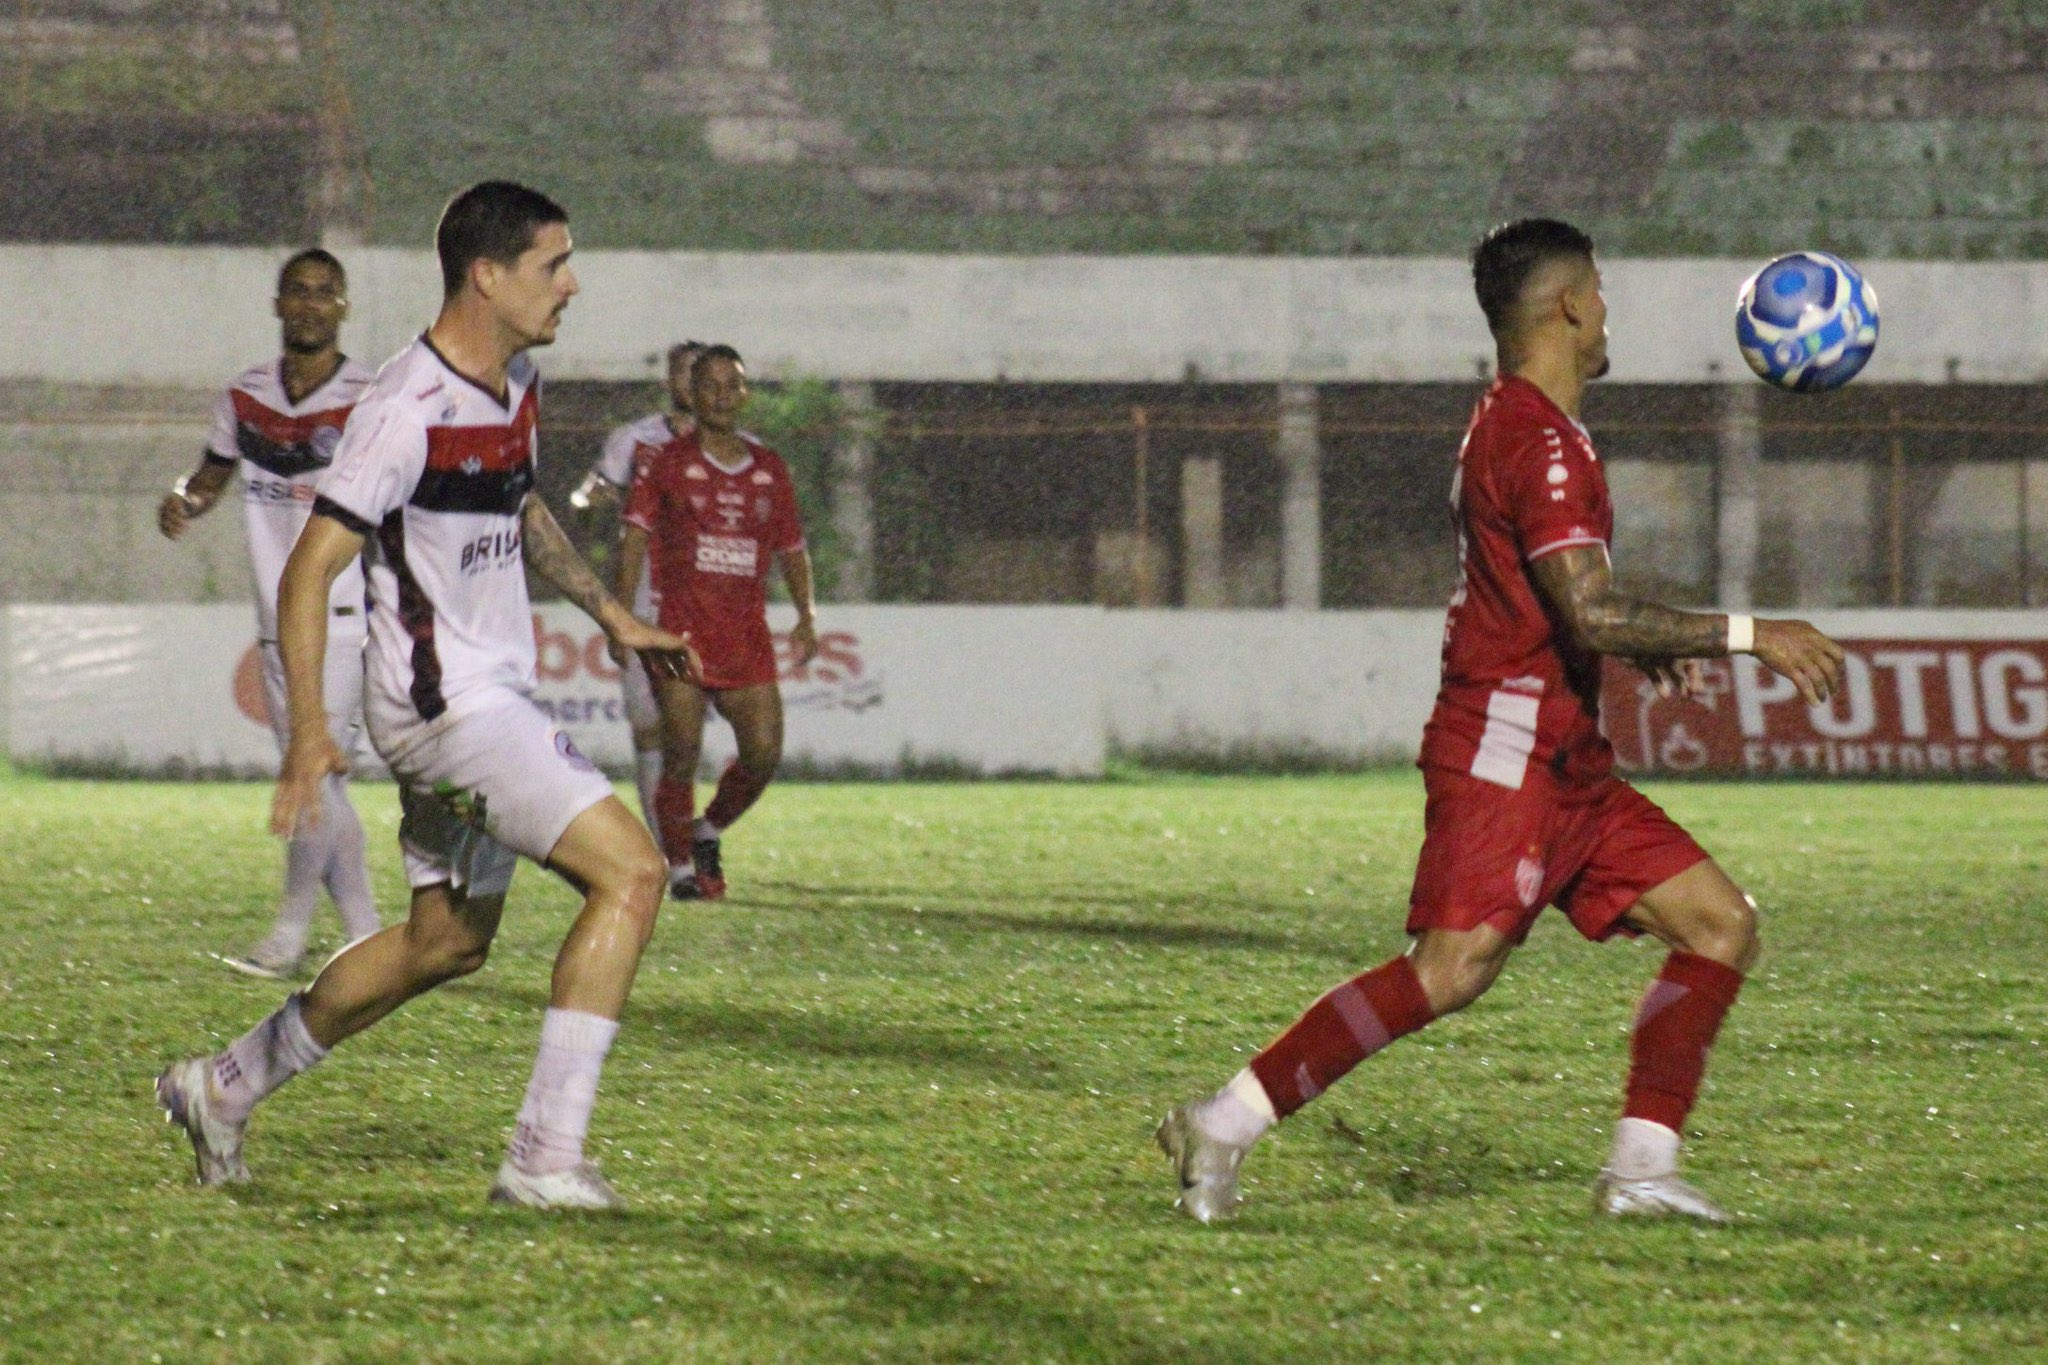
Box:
[220,948,304,981]
[488,1160,626,1211]
[690,837,726,901]
[1154,1102,1248,1223]
[1594,1169,1731,1224]
[155,1056,250,1185]
[667,867,702,901]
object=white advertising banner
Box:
[4,603,1108,778]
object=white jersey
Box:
[315,336,541,726]
[597,412,681,618]
[204,358,376,640]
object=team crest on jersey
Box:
[310,425,344,461]
[1514,852,1545,908]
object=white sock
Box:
[693,816,719,843]
[507,1009,620,1175]
[1607,1116,1681,1180]
[634,749,663,851]
[213,993,329,1125]
[320,775,381,941]
[1196,1067,1276,1147]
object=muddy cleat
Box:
[220,948,304,981]
[1594,1169,1731,1224]
[667,869,702,901]
[690,837,726,901]
[155,1056,250,1185]
[488,1160,626,1211]
[1155,1103,1248,1223]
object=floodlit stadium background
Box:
[6,0,2048,775]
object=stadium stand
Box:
[6,0,2044,255]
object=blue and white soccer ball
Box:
[1735,251,1880,392]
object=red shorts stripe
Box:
[1407,766,1708,943]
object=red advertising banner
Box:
[1603,639,2048,779]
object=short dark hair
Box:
[434,181,568,296]
[277,247,345,294]
[1471,218,1595,336]
[666,340,707,368]
[694,343,744,370]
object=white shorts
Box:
[619,648,662,738]
[260,614,368,759]
[373,686,616,899]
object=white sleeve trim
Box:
[1524,534,1607,562]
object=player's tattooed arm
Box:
[522,493,630,629]
[1532,545,1846,703]
[1531,546,1724,658]
[523,495,701,679]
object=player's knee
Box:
[409,922,492,983]
[1412,951,1502,1015]
[1686,893,1759,971]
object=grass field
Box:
[2,767,2044,1361]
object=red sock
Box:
[1249,956,1435,1118]
[1624,951,1745,1132]
[654,774,695,862]
[703,761,771,832]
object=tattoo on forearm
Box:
[1579,596,1725,657]
[522,498,617,624]
[1536,547,1725,658]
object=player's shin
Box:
[320,775,380,941]
[634,749,664,850]
[702,758,770,832]
[654,775,696,872]
[1247,956,1435,1119]
[1617,951,1745,1170]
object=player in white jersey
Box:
[155,182,698,1212]
[157,248,383,979]
[570,340,705,846]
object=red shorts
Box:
[1407,766,1708,944]
[660,608,778,691]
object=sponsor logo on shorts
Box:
[1513,852,1544,908]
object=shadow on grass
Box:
[458,980,1062,1086]
[747,885,1356,956]
[310,1194,1177,1361]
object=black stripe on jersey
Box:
[376,511,447,723]
[237,426,332,479]
[410,463,535,516]
[202,449,236,468]
[313,495,374,536]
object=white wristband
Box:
[1726,613,1755,655]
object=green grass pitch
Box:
[2,767,2044,1360]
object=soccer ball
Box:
[1734,251,1880,392]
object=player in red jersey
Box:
[616,344,818,900]
[1156,218,1846,1224]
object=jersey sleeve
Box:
[1499,427,1607,562]
[621,450,659,534]
[202,387,239,464]
[768,452,806,554]
[313,399,427,531]
[597,423,640,488]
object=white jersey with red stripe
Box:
[1419,375,1615,790]
[314,336,541,728]
[595,412,683,618]
[204,358,376,640]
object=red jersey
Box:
[624,430,805,689]
[1418,376,1614,790]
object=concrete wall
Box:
[4,247,2046,386]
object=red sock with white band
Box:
[1623,951,1745,1134]
[1247,956,1436,1118]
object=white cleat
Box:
[488,1160,626,1211]
[219,947,304,981]
[154,1056,250,1186]
[1594,1169,1731,1224]
[1154,1103,1248,1224]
